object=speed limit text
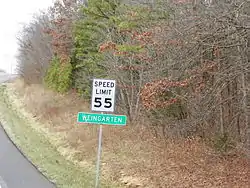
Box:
[94,80,115,95]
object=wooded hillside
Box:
[16,0,250,157]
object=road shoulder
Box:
[0,84,117,188]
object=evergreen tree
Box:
[72,0,122,98]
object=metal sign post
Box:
[95,123,103,188]
[77,78,127,188]
[91,79,116,188]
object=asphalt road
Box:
[0,73,55,188]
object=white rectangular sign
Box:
[91,78,116,112]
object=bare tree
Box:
[136,0,250,147]
[16,12,53,84]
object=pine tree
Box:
[72,0,122,98]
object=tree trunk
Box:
[220,90,224,136]
[241,72,249,148]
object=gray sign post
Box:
[77,78,127,188]
[92,79,115,188]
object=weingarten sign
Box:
[77,112,127,126]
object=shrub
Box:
[44,56,72,93]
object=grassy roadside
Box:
[0,84,120,188]
[1,80,249,188]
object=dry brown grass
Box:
[7,79,250,187]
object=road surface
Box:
[0,73,55,188]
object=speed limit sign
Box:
[91,78,116,112]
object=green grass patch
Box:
[0,84,119,188]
